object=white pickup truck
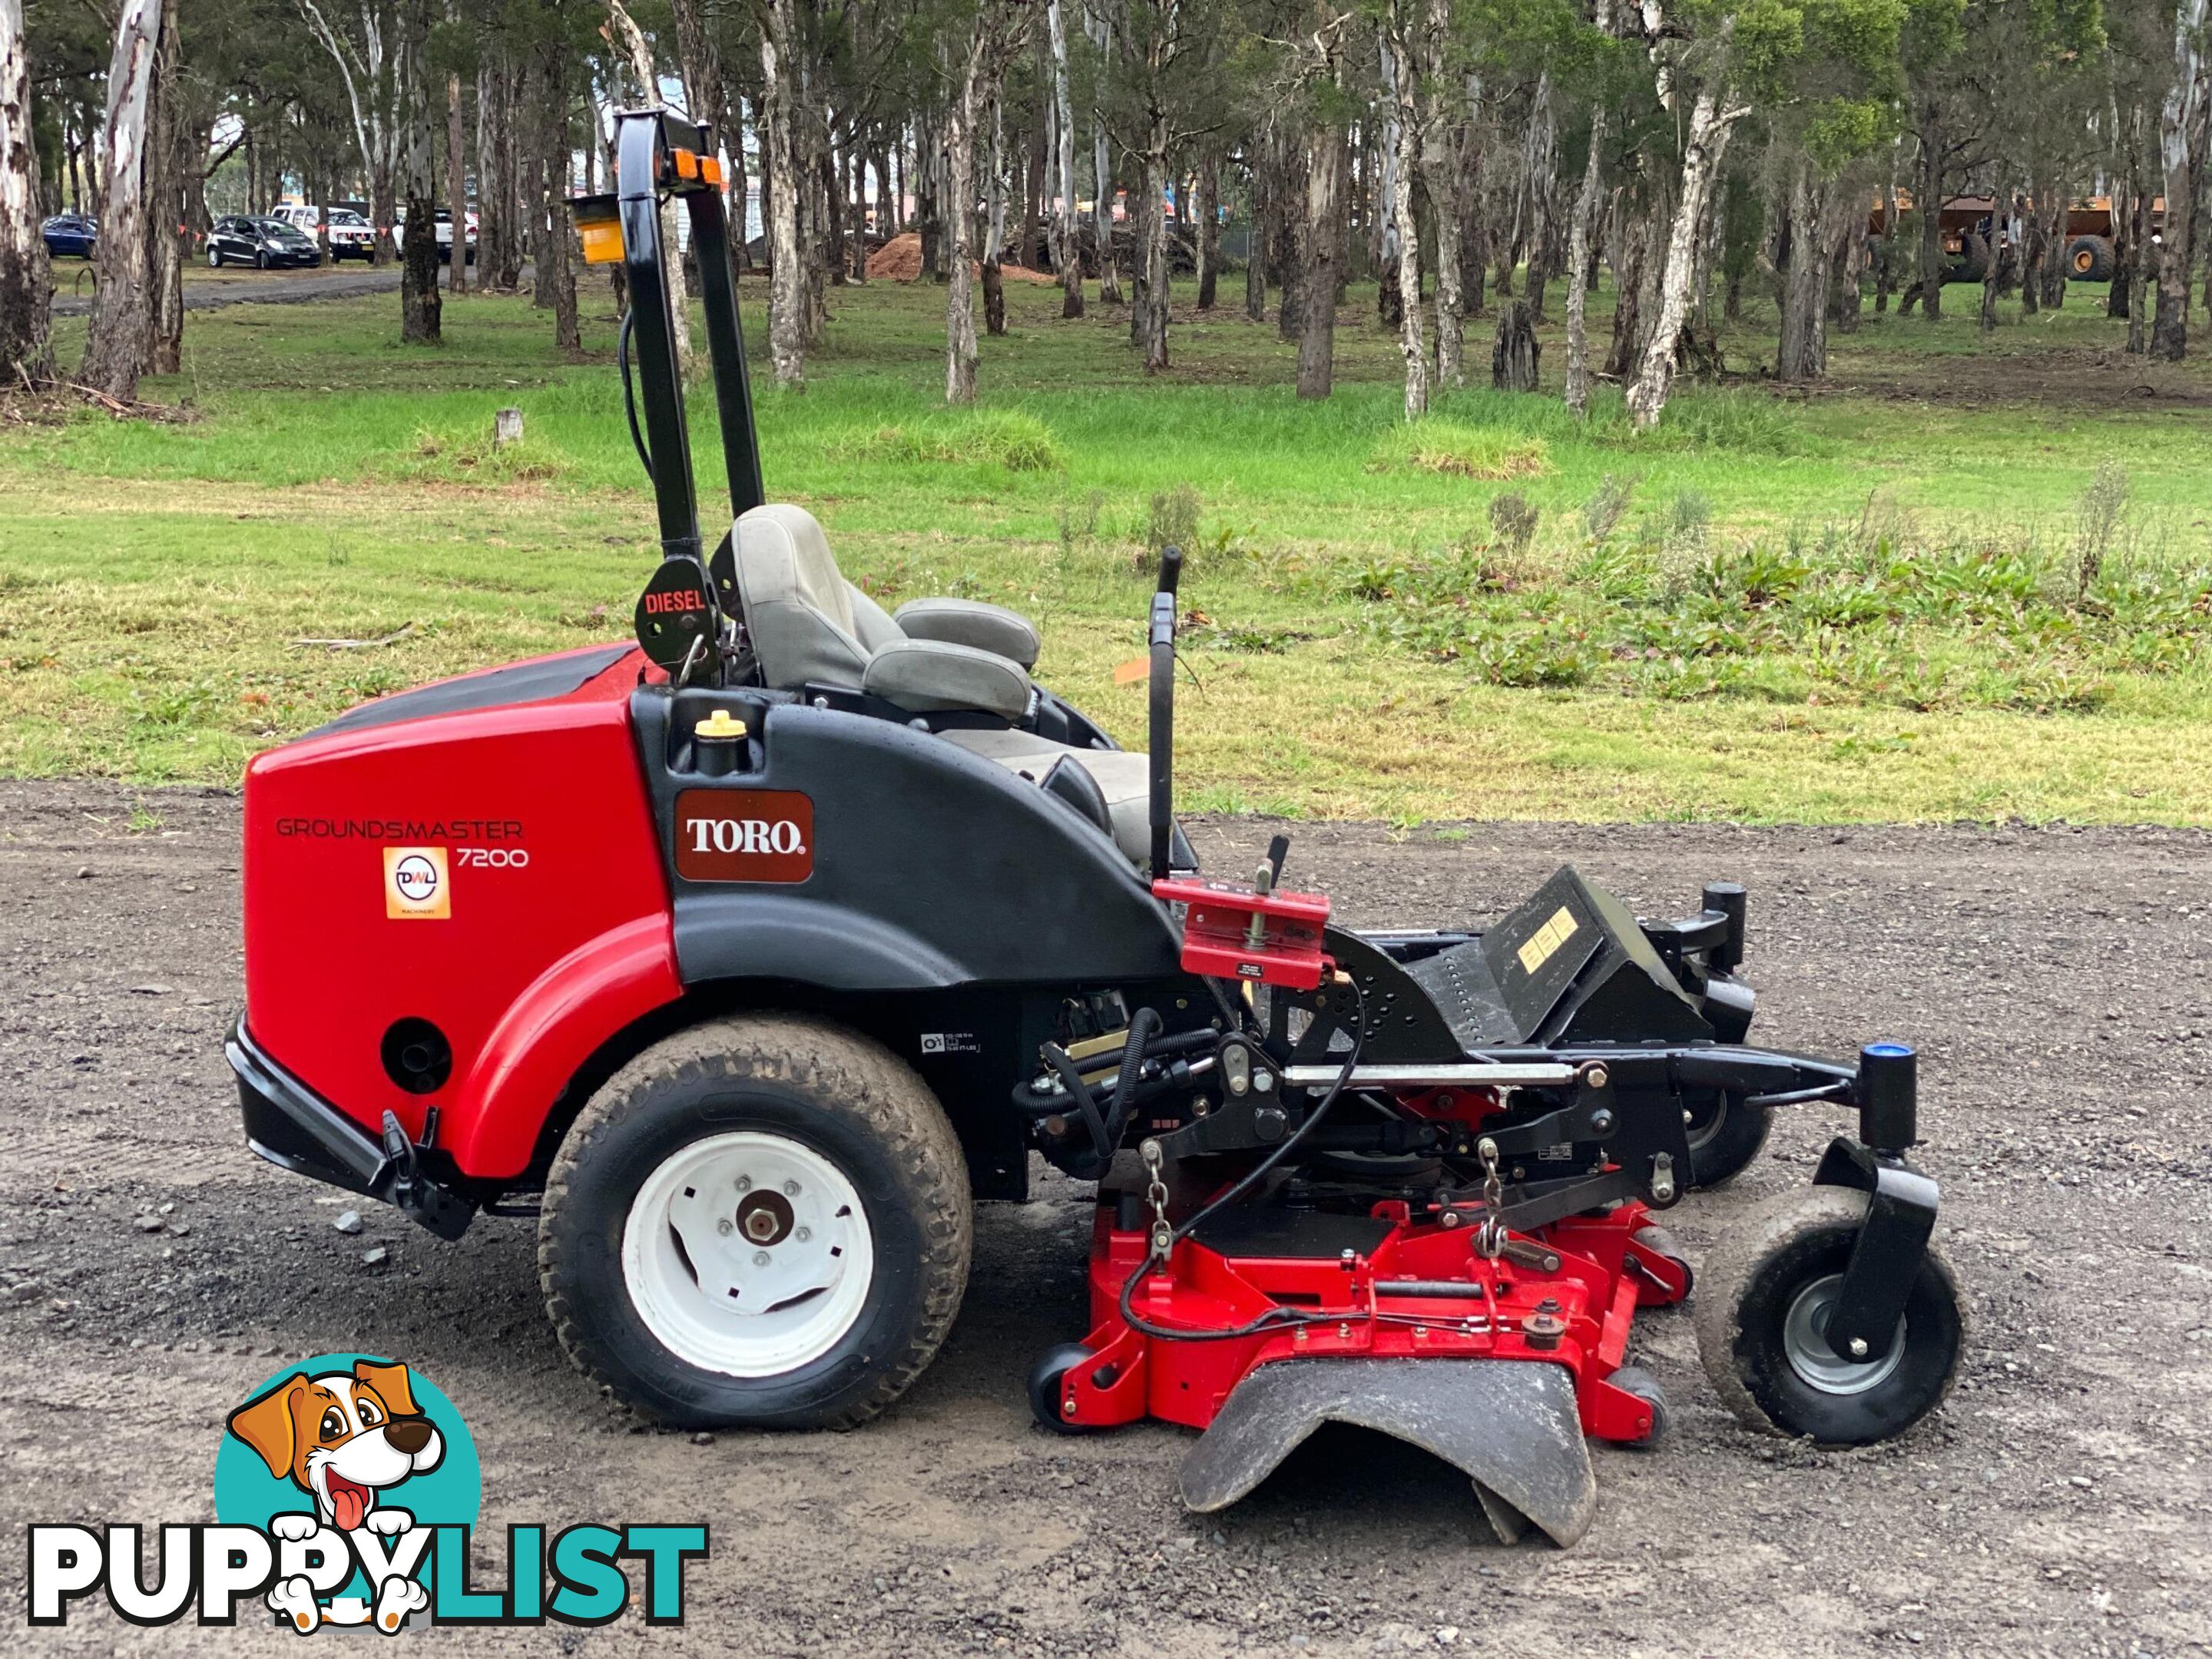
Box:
[271,205,376,261]
[392,207,478,263]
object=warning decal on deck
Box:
[1515,906,1580,975]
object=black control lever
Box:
[1148,545,1183,881]
[1266,834,1290,887]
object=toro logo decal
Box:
[25,1352,707,1631]
[383,846,449,919]
[674,789,814,884]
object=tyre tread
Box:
[538,1012,972,1430]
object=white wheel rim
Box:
[621,1131,875,1379]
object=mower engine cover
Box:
[237,644,683,1190]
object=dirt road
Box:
[3,780,2207,1656]
[48,266,405,318]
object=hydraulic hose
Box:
[618,309,654,482]
[1116,980,1369,1343]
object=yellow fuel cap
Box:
[694,709,748,740]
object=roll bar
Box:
[589,108,767,680]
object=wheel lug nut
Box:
[783,1181,801,1197]
[795,1227,811,1243]
[1848,1336,1869,1358]
[716,1218,733,1237]
[735,1176,752,1193]
[753,1250,771,1267]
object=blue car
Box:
[41,214,95,259]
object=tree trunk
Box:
[2128,170,2154,352]
[1195,147,1219,310]
[1912,109,1942,320]
[1774,161,1828,382]
[0,0,53,385]
[147,0,182,376]
[1626,84,1739,431]
[1274,127,1306,337]
[945,18,985,402]
[1048,0,1082,316]
[541,45,578,351]
[445,59,468,296]
[2152,0,2207,359]
[1088,9,1121,304]
[1295,120,1346,400]
[1563,111,1604,417]
[1417,1,1463,388]
[1383,25,1426,418]
[1132,118,1171,373]
[1492,300,1538,391]
[400,10,442,351]
[983,92,1008,338]
[81,0,161,400]
[1520,71,1557,322]
[760,0,806,388]
[1458,76,1488,318]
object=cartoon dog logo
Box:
[227,1359,445,1632]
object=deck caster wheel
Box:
[1681,1090,1770,1190]
[1607,1364,1672,1447]
[1696,1187,1962,1446]
[1628,1223,1694,1300]
[1028,1342,1101,1434]
[538,1013,972,1430]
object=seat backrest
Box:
[733,504,871,690]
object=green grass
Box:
[5,267,2212,823]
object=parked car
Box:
[205,215,321,270]
[271,204,376,261]
[393,206,478,263]
[40,214,96,259]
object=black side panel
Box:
[632,687,1183,988]
[305,644,634,737]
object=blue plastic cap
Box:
[1864,1041,1913,1058]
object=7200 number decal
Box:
[458,847,531,868]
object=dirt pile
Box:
[865,231,1057,285]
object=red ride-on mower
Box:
[228,109,1962,1544]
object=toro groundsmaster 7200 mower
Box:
[229,109,1962,1545]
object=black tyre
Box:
[1695,1186,1962,1445]
[538,1013,972,1430]
[207,247,222,268]
[1028,1342,1101,1433]
[1607,1363,1672,1446]
[255,250,270,270]
[1951,233,1991,285]
[2066,234,2115,283]
[1682,1090,1770,1190]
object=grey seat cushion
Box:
[863,638,1033,720]
[893,598,1041,671]
[735,503,1041,720]
[940,728,1153,864]
[733,504,873,689]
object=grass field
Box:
[4,265,2210,823]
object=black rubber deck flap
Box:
[305,643,634,738]
[1179,1356,1597,1546]
[1190,1207,1394,1260]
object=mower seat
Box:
[733,504,1038,719]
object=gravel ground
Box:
[2,780,2208,1657]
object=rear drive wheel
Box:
[1682,1090,1770,1189]
[254,250,270,270]
[538,1013,972,1429]
[1695,1186,1962,1445]
[207,247,222,268]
